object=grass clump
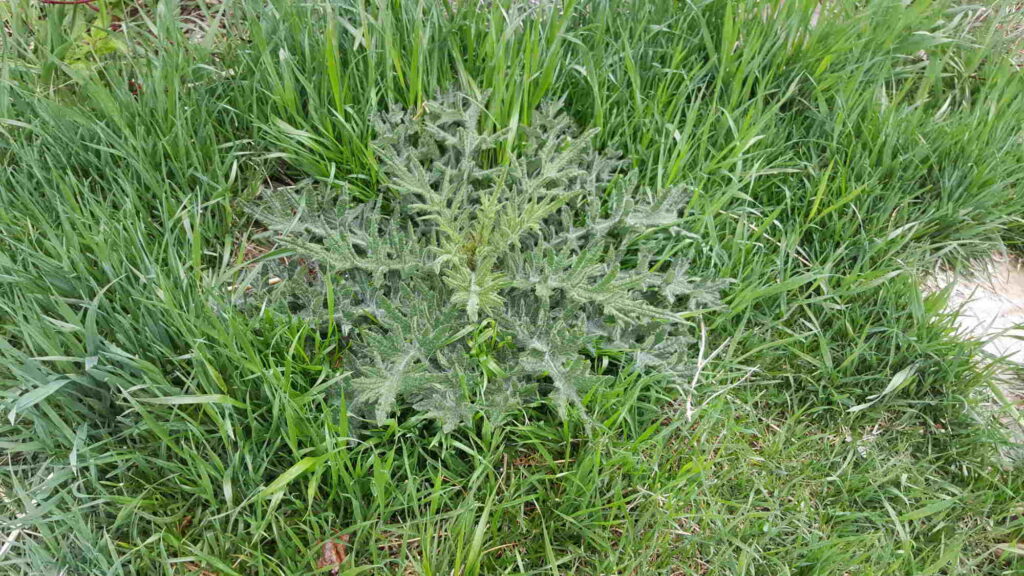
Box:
[1,0,1023,574]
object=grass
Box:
[1,0,1024,573]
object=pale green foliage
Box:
[245,93,724,429]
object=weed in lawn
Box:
[241,91,725,430]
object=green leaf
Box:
[899,498,956,522]
[849,365,916,413]
[141,394,248,409]
[259,456,326,499]
[921,537,964,575]
[0,440,43,452]
[8,379,69,424]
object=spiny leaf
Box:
[243,92,723,430]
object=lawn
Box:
[1,0,1023,574]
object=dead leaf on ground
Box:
[180,562,217,576]
[316,534,350,575]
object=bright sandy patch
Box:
[930,255,1024,445]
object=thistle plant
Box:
[244,93,726,430]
